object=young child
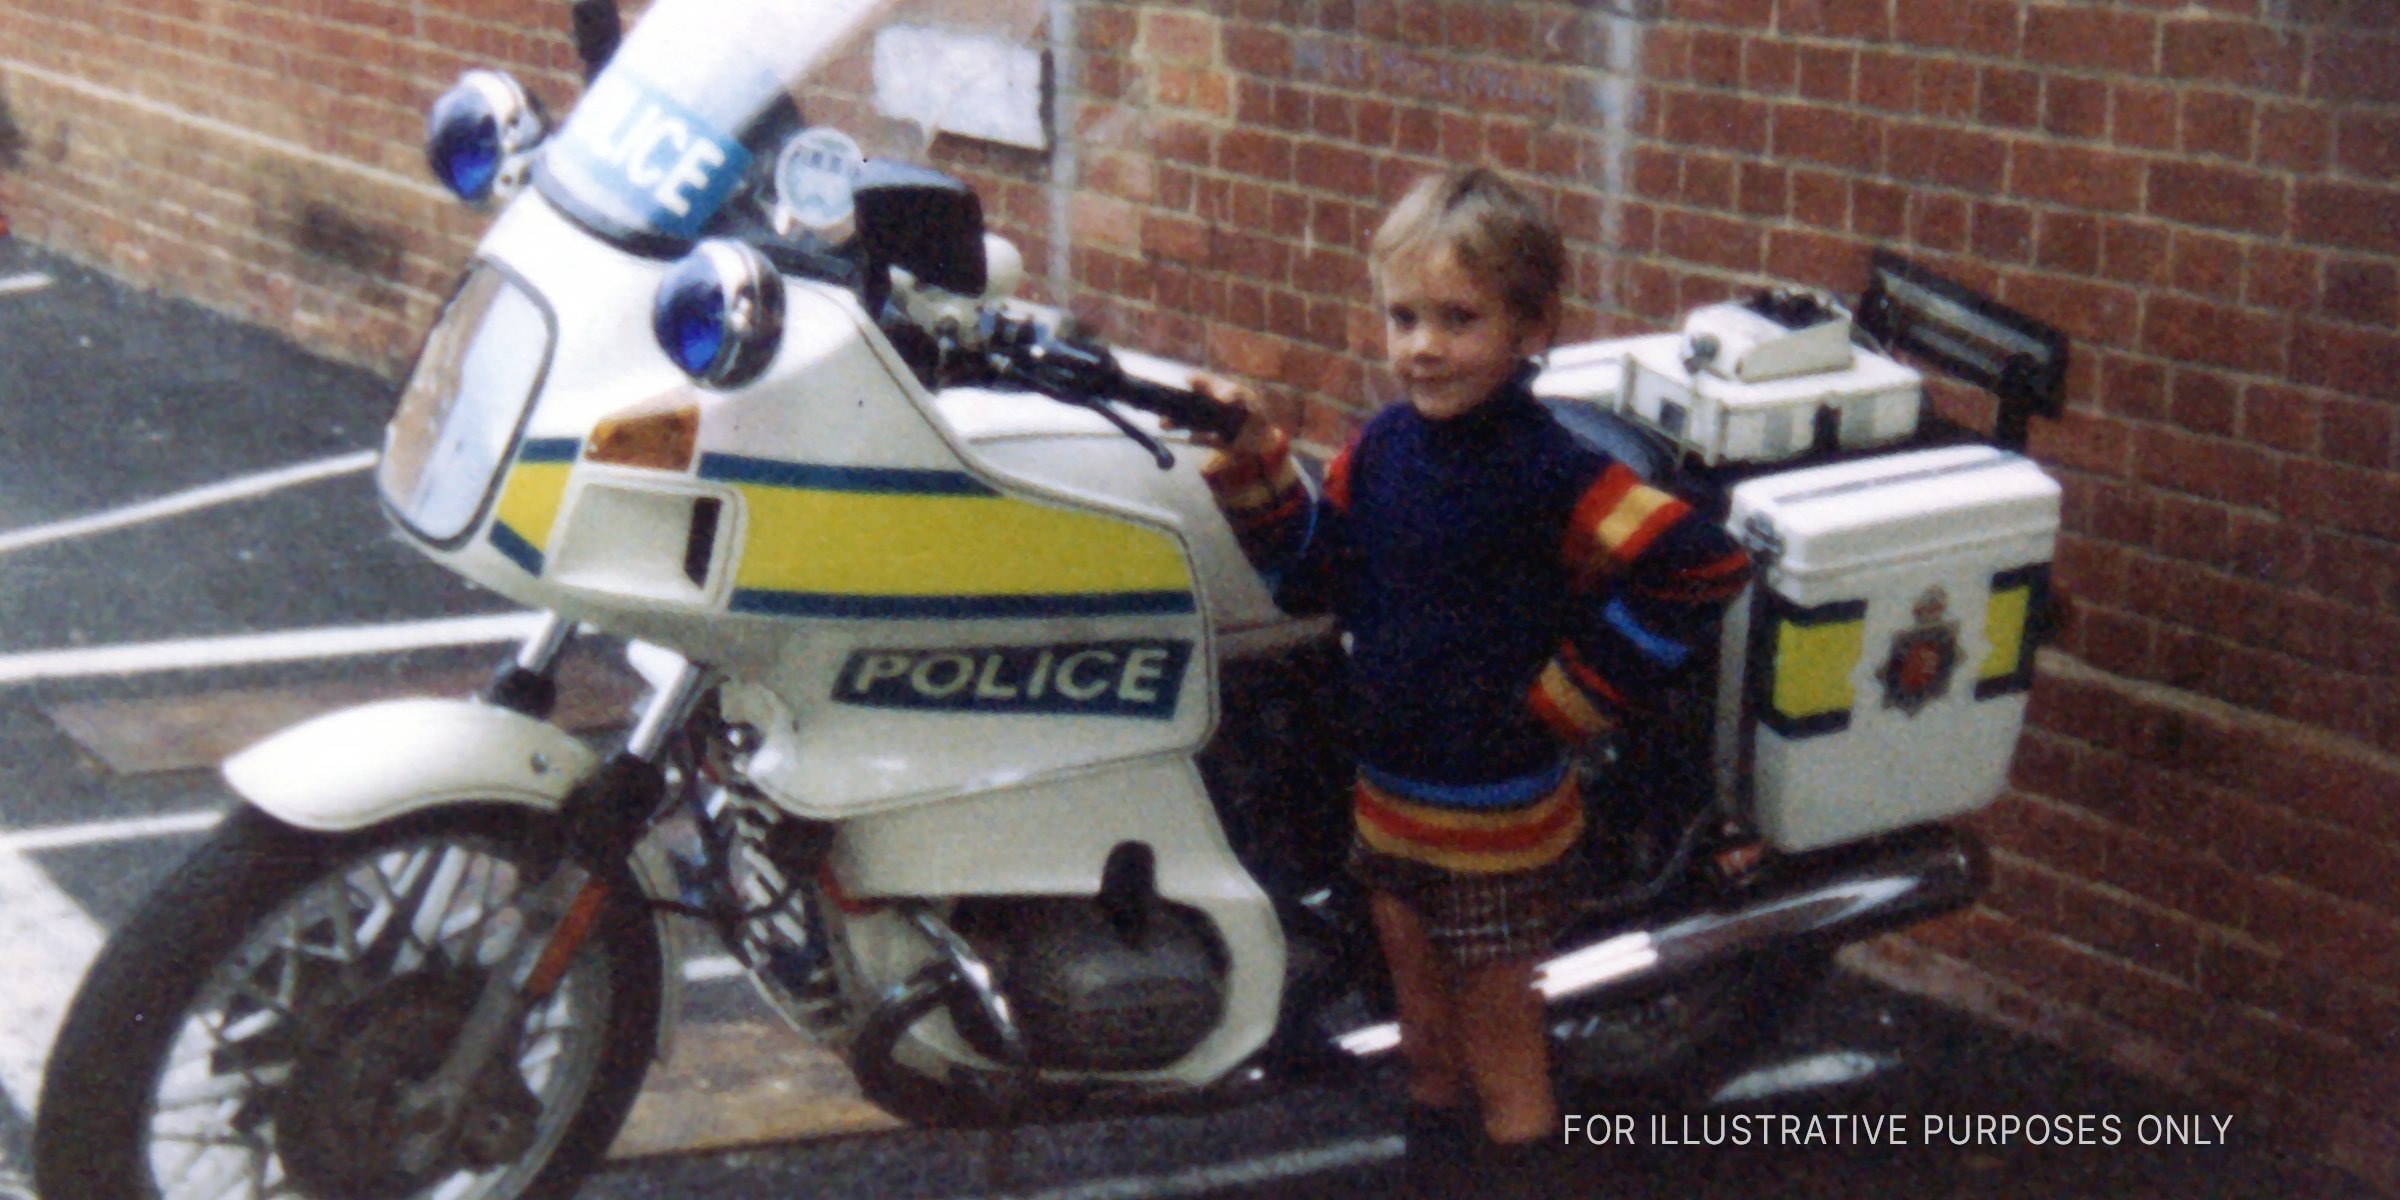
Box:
[1187,168,1751,1198]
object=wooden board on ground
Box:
[41,655,643,776]
[610,1016,901,1159]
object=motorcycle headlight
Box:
[653,240,785,389]
[425,70,545,206]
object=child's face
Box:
[1379,247,1547,421]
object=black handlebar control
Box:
[979,315,1249,466]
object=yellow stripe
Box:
[732,486,1192,597]
[1592,484,1678,561]
[1981,586,2029,680]
[1355,810,1585,873]
[1535,662,1614,739]
[490,462,572,554]
[1773,616,1863,719]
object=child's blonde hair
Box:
[1368,168,1566,333]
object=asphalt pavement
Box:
[0,232,2381,1200]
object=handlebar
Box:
[980,314,1249,446]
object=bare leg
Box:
[1454,955,1555,1144]
[1370,889,1465,1108]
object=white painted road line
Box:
[0,611,546,685]
[0,271,55,296]
[962,1134,1400,1200]
[0,448,376,556]
[0,846,105,1115]
[0,810,224,853]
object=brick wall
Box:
[3,0,2398,1185]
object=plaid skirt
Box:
[1346,835,1580,971]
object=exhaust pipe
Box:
[1337,824,1985,1055]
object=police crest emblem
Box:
[1878,586,1959,716]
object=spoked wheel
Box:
[34,806,661,1200]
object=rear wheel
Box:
[33,806,661,1200]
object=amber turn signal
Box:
[585,400,700,471]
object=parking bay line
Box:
[0,611,546,686]
[0,448,376,557]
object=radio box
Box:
[1712,445,2061,852]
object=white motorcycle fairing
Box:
[220,697,688,1055]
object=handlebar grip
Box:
[1113,375,1250,443]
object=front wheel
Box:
[34,805,661,1200]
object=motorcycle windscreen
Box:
[538,0,895,241]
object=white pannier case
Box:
[1712,446,2059,851]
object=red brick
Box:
[2150,162,2287,236]
[2026,5,2160,73]
[2240,384,2323,454]
[2335,112,2400,183]
[2292,320,2400,397]
[1852,179,1907,239]
[1777,0,1893,41]
[1856,50,1916,113]
[2111,83,2180,152]
[1683,0,1778,23]
[1919,59,1981,120]
[1981,66,2039,128]
[1911,193,1969,251]
[2170,369,2242,436]
[2312,33,2400,104]
[1689,30,1744,89]
[1218,128,1294,181]
[2030,212,2100,276]
[1631,146,1679,201]
[2144,294,2289,376]
[1744,38,1800,94]
[1890,123,2008,192]
[1680,155,1738,209]
[1791,168,1849,228]
[1739,162,1790,218]
[1664,89,1773,155]
[1763,228,1872,293]
[2296,180,2400,256]
[1971,201,2034,263]
[1771,104,1883,172]
[1794,44,1855,102]
[2259,102,2334,174]
[2322,397,2397,472]
[1896,0,2021,55]
[2014,143,2146,212]
[1223,24,1291,74]
[2162,18,2303,88]
[1660,210,1765,273]
[1145,10,1219,66]
[2322,258,2400,326]
[2179,91,2256,162]
[2043,75,2110,140]
[2170,230,2248,303]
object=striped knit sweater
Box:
[1204,373,1751,874]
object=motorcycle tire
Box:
[33,804,661,1200]
[1550,949,1829,1106]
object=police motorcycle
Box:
[32,0,2076,1196]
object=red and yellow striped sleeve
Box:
[1529,465,1751,741]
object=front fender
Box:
[223,697,597,830]
[222,697,686,1058]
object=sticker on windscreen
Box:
[548,69,753,240]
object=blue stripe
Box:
[698,454,999,496]
[1603,596,1691,670]
[518,438,581,463]
[1360,761,1568,810]
[729,589,1197,620]
[488,521,545,575]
